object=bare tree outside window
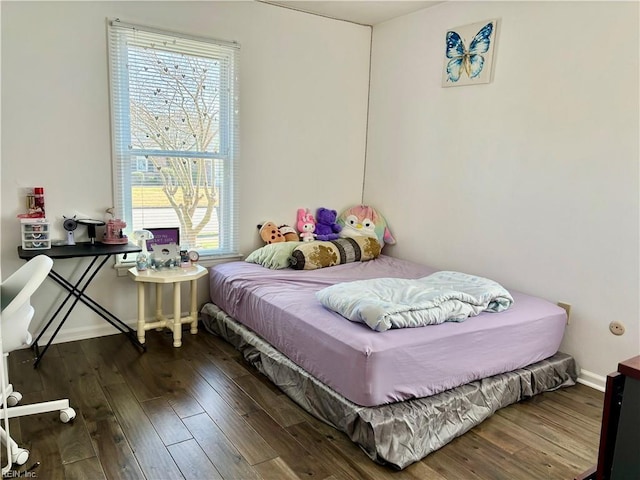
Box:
[127,46,225,249]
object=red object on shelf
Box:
[17,187,45,218]
[34,187,45,215]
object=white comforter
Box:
[316,270,514,332]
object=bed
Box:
[201,254,577,469]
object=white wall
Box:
[366,1,639,383]
[1,1,370,341]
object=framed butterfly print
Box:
[442,19,498,87]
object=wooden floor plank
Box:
[198,328,245,359]
[182,330,250,379]
[14,390,66,479]
[497,402,598,462]
[68,374,145,480]
[63,456,107,480]
[18,349,96,467]
[234,374,307,428]
[176,360,278,466]
[472,416,530,455]
[31,344,81,468]
[543,387,604,420]
[286,420,374,480]
[59,339,145,480]
[561,383,605,401]
[253,457,303,480]
[186,354,263,417]
[140,397,193,446]
[434,433,520,480]
[182,412,261,480]
[91,416,146,480]
[243,409,333,479]
[294,399,473,480]
[448,430,551,480]
[7,347,43,395]
[167,438,223,480]
[422,446,486,480]
[104,382,183,479]
[487,409,595,473]
[522,397,601,435]
[141,357,205,419]
[78,336,127,386]
[511,440,580,480]
[401,461,450,480]
[103,338,164,404]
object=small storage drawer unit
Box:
[21,219,51,250]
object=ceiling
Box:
[263,1,443,26]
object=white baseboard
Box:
[34,313,197,346]
[35,319,139,346]
[577,368,606,392]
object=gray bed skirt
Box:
[201,302,578,470]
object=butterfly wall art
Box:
[442,19,498,87]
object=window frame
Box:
[107,19,240,266]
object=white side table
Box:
[127,265,208,347]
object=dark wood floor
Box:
[3,327,603,479]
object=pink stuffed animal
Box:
[296,208,316,242]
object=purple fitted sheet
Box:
[208,255,567,407]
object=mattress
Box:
[208,255,567,407]
[201,303,577,470]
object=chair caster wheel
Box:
[60,408,76,423]
[6,392,22,407]
[12,447,29,466]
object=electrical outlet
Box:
[557,302,571,324]
[609,321,626,336]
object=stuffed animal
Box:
[278,224,299,242]
[314,208,342,241]
[296,208,317,242]
[257,222,285,244]
[337,204,396,247]
[257,222,299,245]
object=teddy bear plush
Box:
[314,207,342,241]
[257,222,300,245]
[257,222,285,244]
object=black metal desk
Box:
[18,242,145,367]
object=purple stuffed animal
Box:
[314,208,342,241]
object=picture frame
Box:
[145,227,180,251]
[442,19,498,87]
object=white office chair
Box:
[0,255,76,474]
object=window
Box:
[107,20,239,258]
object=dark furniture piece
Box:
[18,242,144,367]
[575,356,640,480]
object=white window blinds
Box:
[107,19,239,256]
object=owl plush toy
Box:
[337,205,396,247]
